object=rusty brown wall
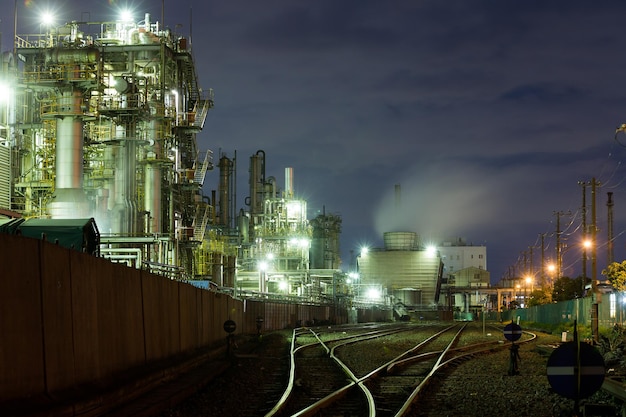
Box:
[0,235,45,400]
[0,233,351,404]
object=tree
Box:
[528,288,551,306]
[602,261,626,292]
[552,276,584,301]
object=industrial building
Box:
[0,7,492,317]
[0,7,345,304]
[355,231,492,318]
[1,10,213,278]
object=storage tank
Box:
[383,232,417,250]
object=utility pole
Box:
[607,192,614,265]
[578,181,587,292]
[591,178,600,342]
[553,210,571,279]
[540,233,546,288]
[591,179,598,292]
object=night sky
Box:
[4,1,626,284]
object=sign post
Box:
[547,320,605,414]
[503,320,522,375]
[223,319,237,359]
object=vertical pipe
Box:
[144,119,162,234]
[285,167,294,198]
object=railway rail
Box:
[264,322,536,417]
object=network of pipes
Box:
[0,9,344,302]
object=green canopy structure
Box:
[0,218,100,256]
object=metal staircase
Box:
[193,204,213,242]
[194,150,213,185]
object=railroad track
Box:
[265,322,536,417]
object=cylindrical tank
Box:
[384,232,417,250]
[392,289,421,306]
[49,90,88,219]
[237,209,249,244]
[144,119,162,233]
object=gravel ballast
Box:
[160,325,623,417]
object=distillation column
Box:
[144,119,163,235]
[49,89,89,218]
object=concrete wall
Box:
[0,233,353,405]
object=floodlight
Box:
[120,9,134,22]
[366,287,381,300]
[40,11,56,27]
[425,245,437,257]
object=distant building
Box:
[356,232,443,311]
[437,237,487,279]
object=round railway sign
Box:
[503,322,522,342]
[547,341,605,399]
[223,319,236,334]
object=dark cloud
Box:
[5,0,626,282]
[500,83,586,103]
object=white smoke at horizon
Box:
[372,161,561,245]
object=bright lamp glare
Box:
[366,288,381,300]
[278,281,288,291]
[0,83,12,102]
[425,245,437,257]
[41,12,55,26]
[120,9,134,22]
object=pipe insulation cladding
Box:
[49,90,88,219]
[285,167,293,198]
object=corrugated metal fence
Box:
[0,233,384,405]
[500,293,622,329]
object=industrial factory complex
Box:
[0,7,497,319]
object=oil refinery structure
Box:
[0,10,344,303]
[0,8,492,316]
